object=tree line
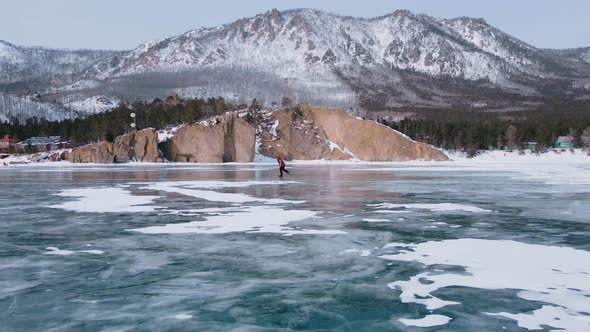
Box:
[0,96,228,145]
[378,106,590,151]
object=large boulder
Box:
[68,141,115,163]
[163,113,255,163]
[113,128,159,163]
[259,105,448,161]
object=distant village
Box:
[0,135,70,156]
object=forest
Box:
[0,96,228,145]
[378,100,590,152]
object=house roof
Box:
[556,136,574,142]
[0,135,15,143]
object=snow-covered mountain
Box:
[82,10,545,83]
[1,8,590,122]
[544,47,590,64]
[0,40,118,90]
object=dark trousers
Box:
[279,166,289,177]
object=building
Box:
[16,136,68,152]
[524,141,539,151]
[0,135,15,153]
[555,136,575,149]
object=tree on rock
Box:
[249,98,262,113]
[281,96,293,108]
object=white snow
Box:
[369,203,491,213]
[43,247,75,256]
[62,95,119,114]
[43,247,103,256]
[157,124,184,143]
[174,313,193,320]
[380,238,590,331]
[128,205,344,235]
[340,249,371,256]
[138,181,302,204]
[77,250,104,255]
[399,314,452,327]
[48,187,161,213]
[362,218,391,222]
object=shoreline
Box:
[1,149,590,168]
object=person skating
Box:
[275,154,289,177]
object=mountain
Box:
[543,47,590,63]
[1,9,590,123]
[0,40,119,92]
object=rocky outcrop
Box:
[113,128,159,163]
[162,113,255,163]
[259,105,448,161]
[67,141,115,163]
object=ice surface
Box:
[381,239,590,330]
[49,188,161,213]
[140,181,302,204]
[399,314,452,327]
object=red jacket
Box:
[277,158,285,168]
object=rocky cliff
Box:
[67,141,115,163]
[113,128,160,163]
[68,128,160,163]
[259,105,448,161]
[161,113,256,163]
[65,107,445,164]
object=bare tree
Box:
[506,125,517,151]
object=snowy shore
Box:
[1,148,589,168]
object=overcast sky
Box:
[1,0,588,50]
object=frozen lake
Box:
[1,159,590,331]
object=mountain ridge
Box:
[1,8,590,122]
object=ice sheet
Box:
[380,239,590,330]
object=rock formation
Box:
[259,105,448,161]
[113,128,160,162]
[67,141,115,163]
[162,113,255,163]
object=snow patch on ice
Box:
[370,203,491,213]
[174,313,193,320]
[380,238,590,330]
[340,249,371,256]
[43,247,75,256]
[362,218,391,222]
[78,250,104,255]
[128,205,344,235]
[49,187,161,213]
[399,314,452,327]
[139,181,302,204]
